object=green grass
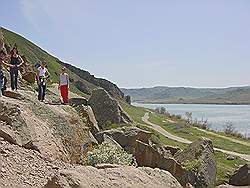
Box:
[120,101,148,124]
[215,151,247,185]
[149,112,250,155]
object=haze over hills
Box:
[122,86,250,104]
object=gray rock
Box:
[229,164,250,186]
[88,88,132,128]
[69,97,88,106]
[95,127,152,152]
[175,138,217,188]
[44,165,182,188]
[134,140,194,186]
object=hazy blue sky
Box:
[1,0,250,88]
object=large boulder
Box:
[175,138,217,188]
[95,127,152,152]
[0,93,97,164]
[134,140,193,186]
[74,104,100,135]
[88,88,132,128]
[229,164,250,186]
[44,165,182,188]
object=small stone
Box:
[227,155,235,160]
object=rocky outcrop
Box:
[60,62,125,99]
[0,138,182,188]
[134,140,192,186]
[175,138,217,188]
[44,166,182,188]
[229,164,250,186]
[95,127,152,152]
[0,90,97,164]
[78,105,100,135]
[88,88,133,128]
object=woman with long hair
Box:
[9,47,24,91]
[58,66,70,104]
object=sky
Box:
[1,0,250,88]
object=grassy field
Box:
[148,112,250,155]
[120,102,248,185]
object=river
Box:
[133,103,250,137]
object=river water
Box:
[133,103,250,137]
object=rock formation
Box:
[0,90,97,164]
[88,88,133,129]
[95,126,152,152]
[175,138,217,187]
[229,164,250,186]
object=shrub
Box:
[86,143,133,166]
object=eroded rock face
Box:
[0,92,97,164]
[134,140,192,186]
[175,138,217,188]
[44,165,182,188]
[95,127,152,152]
[88,88,133,128]
[74,104,100,135]
[229,164,250,186]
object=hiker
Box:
[0,50,11,96]
[9,47,24,91]
[58,66,69,104]
[37,61,50,101]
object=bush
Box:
[224,121,235,135]
[86,143,133,166]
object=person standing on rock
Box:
[9,47,24,91]
[37,61,50,101]
[58,66,69,104]
[0,50,12,97]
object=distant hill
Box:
[1,27,124,100]
[122,86,250,104]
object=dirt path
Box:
[142,112,250,162]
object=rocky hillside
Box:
[1,27,126,100]
[122,86,250,104]
[1,28,249,188]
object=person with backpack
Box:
[58,66,69,104]
[36,61,50,101]
[9,47,24,91]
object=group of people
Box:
[0,47,70,104]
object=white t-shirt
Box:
[60,73,69,86]
[38,67,47,77]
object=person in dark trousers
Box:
[9,47,24,91]
[36,61,50,101]
[0,50,11,96]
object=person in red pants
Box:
[58,67,69,104]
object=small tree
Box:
[160,107,166,114]
[185,112,193,124]
[155,107,160,113]
[224,121,235,135]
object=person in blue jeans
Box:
[9,47,24,91]
[0,50,12,96]
[36,61,50,101]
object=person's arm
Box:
[66,74,69,88]
[18,55,24,67]
[2,60,13,67]
[58,74,61,89]
[36,69,40,84]
[45,69,50,79]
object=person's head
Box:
[10,47,19,57]
[41,61,46,68]
[61,66,66,73]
